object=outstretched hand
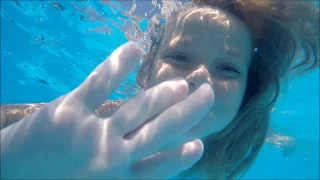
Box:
[1,42,214,179]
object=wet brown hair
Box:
[136,0,319,179]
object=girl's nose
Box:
[185,67,213,94]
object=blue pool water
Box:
[1,1,319,179]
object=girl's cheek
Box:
[212,79,246,114]
[155,62,181,82]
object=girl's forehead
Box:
[170,7,247,31]
[164,8,246,43]
[160,7,252,64]
[177,8,229,24]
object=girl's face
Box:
[147,8,252,149]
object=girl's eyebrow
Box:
[169,36,192,47]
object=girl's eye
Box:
[168,54,190,63]
[216,64,240,74]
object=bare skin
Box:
[148,8,252,151]
[0,7,298,179]
[1,42,213,179]
[0,100,124,130]
[1,102,297,158]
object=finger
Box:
[130,83,214,161]
[109,78,189,136]
[71,42,141,112]
[130,139,204,179]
